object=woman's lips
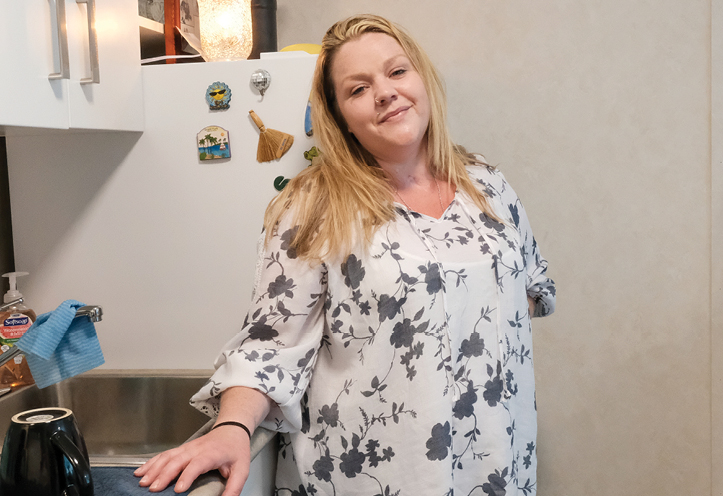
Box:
[380,106,410,123]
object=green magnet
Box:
[274,176,290,191]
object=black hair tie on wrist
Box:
[212,421,251,438]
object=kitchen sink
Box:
[0,369,212,465]
[0,369,279,495]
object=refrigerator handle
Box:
[48,0,70,80]
[77,0,100,84]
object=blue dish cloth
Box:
[91,467,190,495]
[16,299,105,389]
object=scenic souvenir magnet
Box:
[206,82,232,110]
[250,69,271,97]
[197,126,230,160]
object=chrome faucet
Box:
[0,301,103,368]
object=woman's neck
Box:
[376,146,455,219]
[376,145,434,190]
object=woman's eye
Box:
[391,68,407,77]
[351,86,365,96]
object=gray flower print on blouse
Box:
[190,165,556,496]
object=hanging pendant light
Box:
[198,0,253,61]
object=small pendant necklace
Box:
[395,177,445,214]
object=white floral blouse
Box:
[191,164,556,496]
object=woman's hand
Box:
[528,296,535,318]
[134,426,251,496]
[134,386,274,496]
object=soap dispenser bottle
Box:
[0,272,36,388]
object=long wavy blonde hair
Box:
[264,14,498,262]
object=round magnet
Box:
[206,82,232,110]
[251,69,271,97]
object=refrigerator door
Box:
[7,53,318,369]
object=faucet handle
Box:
[75,305,102,323]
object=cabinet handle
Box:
[48,0,70,80]
[77,0,100,84]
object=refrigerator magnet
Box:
[206,82,232,110]
[273,145,318,190]
[197,126,231,161]
[304,99,313,137]
[249,110,294,162]
[274,176,290,191]
[304,145,319,164]
[250,69,271,98]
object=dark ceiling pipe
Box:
[249,0,277,59]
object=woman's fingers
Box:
[134,428,252,494]
[173,454,237,494]
[134,442,205,491]
[220,462,250,496]
[139,449,194,492]
[134,450,166,477]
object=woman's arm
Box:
[134,386,273,496]
[494,170,556,318]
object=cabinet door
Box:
[0,0,70,130]
[65,0,144,131]
[0,0,144,133]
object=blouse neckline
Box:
[393,191,459,222]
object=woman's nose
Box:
[374,87,398,106]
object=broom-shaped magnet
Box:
[249,110,294,162]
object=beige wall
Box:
[277,1,714,495]
[712,2,722,496]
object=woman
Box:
[136,14,555,496]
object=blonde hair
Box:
[264,14,498,262]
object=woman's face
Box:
[330,32,431,163]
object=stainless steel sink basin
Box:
[0,369,212,465]
[0,369,279,495]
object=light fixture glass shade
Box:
[198,0,253,61]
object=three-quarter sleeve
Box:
[190,216,328,433]
[494,170,556,318]
[469,164,556,318]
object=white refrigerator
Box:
[6,53,319,496]
[6,53,318,372]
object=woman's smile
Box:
[379,105,411,123]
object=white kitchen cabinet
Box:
[0,0,144,133]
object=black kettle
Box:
[0,407,93,496]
